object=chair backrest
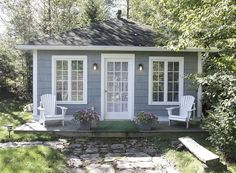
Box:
[179,95,195,117]
[40,94,56,115]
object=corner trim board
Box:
[197,52,203,117]
[33,50,38,120]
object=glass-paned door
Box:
[105,60,131,119]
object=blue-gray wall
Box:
[37,50,198,118]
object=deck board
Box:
[14,120,206,137]
[179,137,219,166]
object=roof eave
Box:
[15,45,219,52]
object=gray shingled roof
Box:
[27,18,157,46]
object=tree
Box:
[81,0,108,24]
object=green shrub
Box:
[193,72,236,161]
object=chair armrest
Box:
[57,106,68,110]
[38,107,45,111]
[57,106,68,116]
[166,106,179,111]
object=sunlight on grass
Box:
[0,146,66,173]
[0,100,57,142]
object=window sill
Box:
[148,102,180,105]
[56,101,87,105]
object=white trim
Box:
[101,53,135,120]
[197,52,203,117]
[51,55,87,104]
[148,56,184,105]
[33,50,38,120]
[15,45,219,52]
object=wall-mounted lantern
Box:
[93,63,98,71]
[138,64,143,71]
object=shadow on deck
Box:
[14,119,206,137]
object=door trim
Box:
[101,53,135,120]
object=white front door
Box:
[102,54,134,120]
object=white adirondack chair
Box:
[166,95,196,128]
[38,94,67,127]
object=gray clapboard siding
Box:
[37,50,198,117]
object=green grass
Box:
[0,99,57,142]
[92,121,139,132]
[152,133,236,173]
[0,146,66,173]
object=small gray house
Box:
[16,18,217,121]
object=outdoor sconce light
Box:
[138,64,143,71]
[93,63,98,71]
[5,124,13,139]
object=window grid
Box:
[56,60,68,101]
[55,58,86,103]
[107,61,128,112]
[71,60,84,101]
[167,62,179,102]
[151,59,181,103]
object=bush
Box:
[135,111,158,125]
[73,109,99,122]
[193,72,236,161]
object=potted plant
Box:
[73,109,99,130]
[135,111,158,131]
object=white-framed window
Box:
[52,56,87,104]
[148,56,184,105]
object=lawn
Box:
[152,133,236,173]
[0,99,57,142]
[0,146,66,173]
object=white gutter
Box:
[15,45,219,52]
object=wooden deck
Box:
[14,119,206,137]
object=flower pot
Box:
[138,121,152,131]
[80,121,91,130]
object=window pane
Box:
[153,72,158,81]
[107,72,114,81]
[63,61,68,70]
[168,72,173,81]
[122,62,128,71]
[115,62,121,71]
[56,60,68,101]
[174,83,179,92]
[153,82,158,92]
[107,103,113,112]
[56,61,62,70]
[159,72,164,81]
[153,92,158,101]
[153,62,159,71]
[168,82,173,91]
[115,72,121,81]
[174,92,178,101]
[167,61,179,102]
[122,93,128,101]
[159,92,164,101]
[174,72,179,81]
[174,62,179,71]
[78,61,83,70]
[56,92,62,101]
[168,93,173,102]
[159,62,164,71]
[159,82,164,91]
[71,60,83,101]
[168,62,174,71]
[108,62,114,71]
[72,61,77,70]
